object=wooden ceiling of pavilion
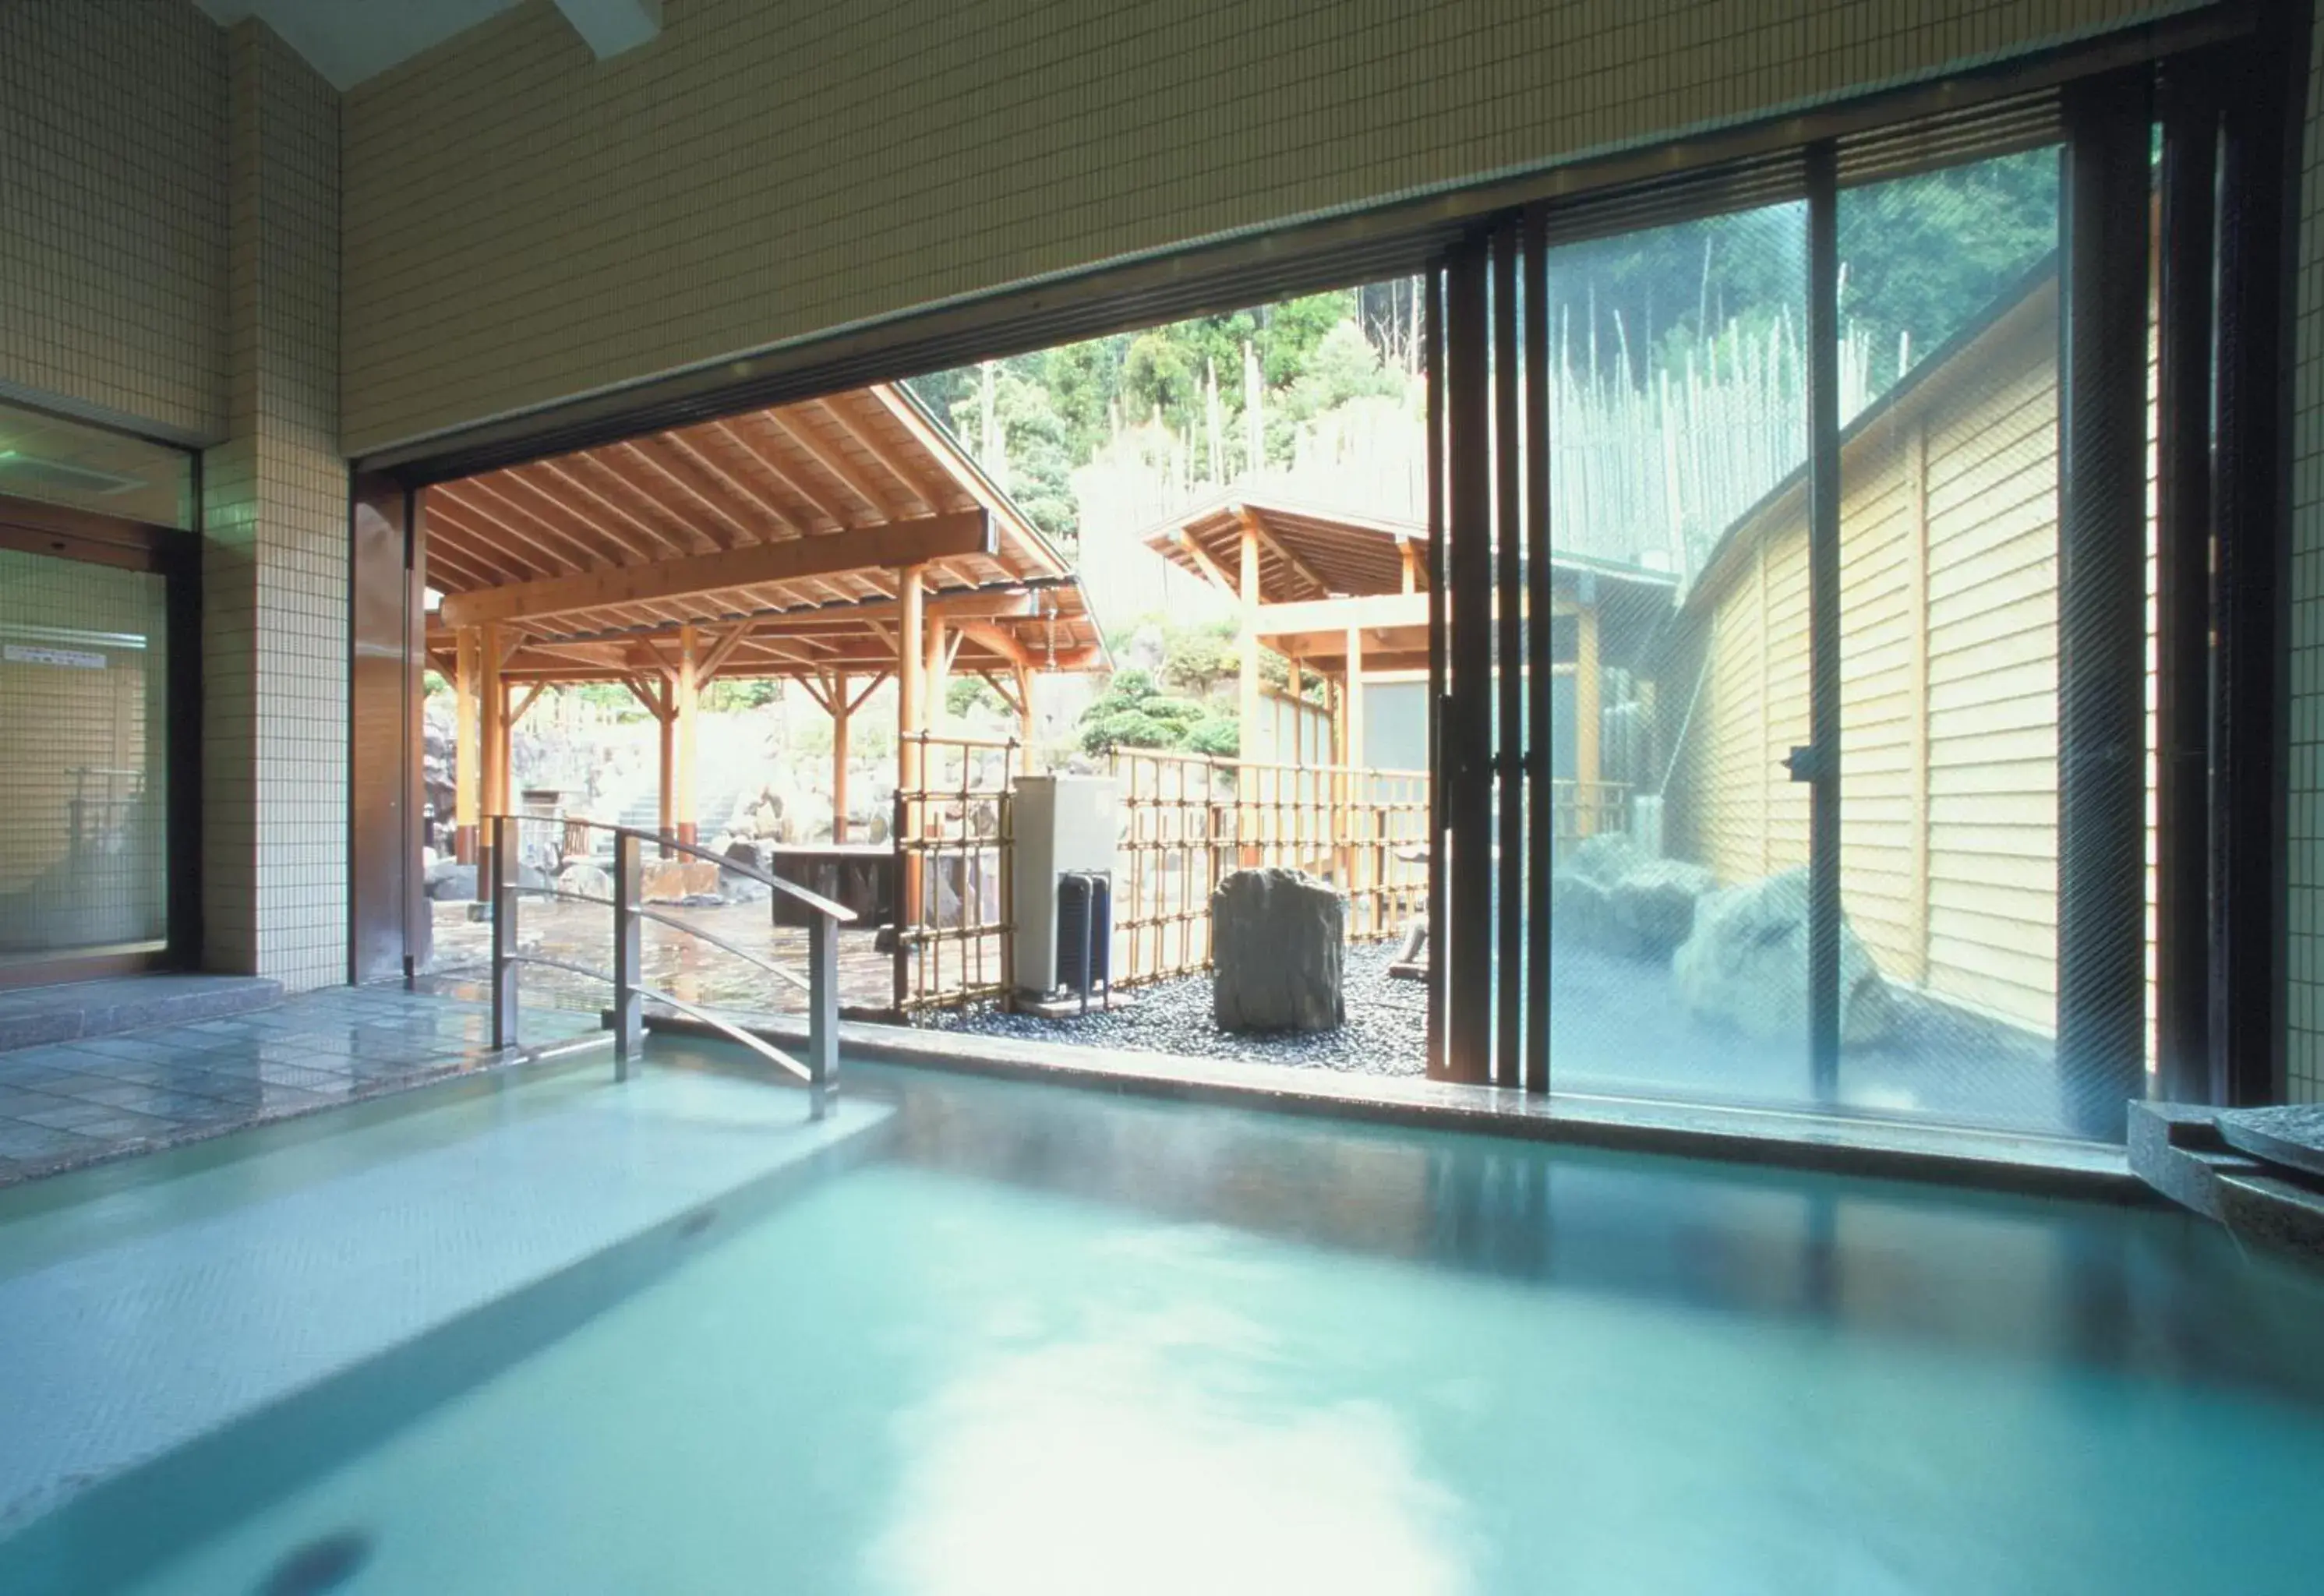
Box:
[422,383,1103,687]
[1146,496,1429,676]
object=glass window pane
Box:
[0,547,171,962]
[1835,148,2069,1134]
[1544,200,1816,1107]
[0,401,194,528]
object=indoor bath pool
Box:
[3,1046,2322,1594]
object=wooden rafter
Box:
[616,437,754,549]
[436,511,993,627]
[713,415,853,531]
[527,459,693,559]
[775,402,905,521]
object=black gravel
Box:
[923,940,1428,1075]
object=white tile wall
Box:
[2288,2,2324,1104]
[200,20,347,991]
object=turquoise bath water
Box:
[9,1053,2324,1594]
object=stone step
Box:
[0,976,284,1054]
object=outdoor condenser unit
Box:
[1011,774,1118,1003]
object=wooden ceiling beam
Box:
[1238,506,1333,599]
[778,401,908,521]
[430,484,604,574]
[528,458,695,559]
[712,415,853,531]
[831,397,942,514]
[489,466,661,565]
[661,431,806,540]
[615,437,754,549]
[439,512,992,627]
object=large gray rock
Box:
[425,861,477,902]
[1607,858,1716,959]
[1212,867,1344,1032]
[556,863,613,903]
[1552,833,1714,961]
[720,839,772,902]
[1672,867,1894,1047]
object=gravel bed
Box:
[924,940,1428,1075]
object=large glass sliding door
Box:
[0,404,198,983]
[1428,63,2251,1141]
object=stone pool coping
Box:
[641,1008,2145,1203]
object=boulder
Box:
[641,859,719,904]
[1606,858,1716,959]
[720,839,772,902]
[1671,867,1895,1047]
[1211,867,1344,1032]
[425,861,477,902]
[557,863,613,903]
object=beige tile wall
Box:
[200,21,347,991]
[2290,3,2324,1104]
[0,0,229,442]
[339,0,2202,457]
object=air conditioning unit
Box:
[1012,774,1118,1002]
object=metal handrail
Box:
[483,814,842,1118]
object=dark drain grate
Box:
[258,1528,373,1596]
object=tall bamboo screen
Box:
[1105,748,1429,987]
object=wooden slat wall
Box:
[1682,288,2069,1037]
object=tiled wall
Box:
[2289,3,2324,1105]
[200,22,347,991]
[339,0,2201,456]
[0,0,228,441]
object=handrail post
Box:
[807,906,839,1121]
[612,828,642,1073]
[490,814,519,1050]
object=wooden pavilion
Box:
[422,382,1103,860]
[1145,496,1679,816]
[1143,497,1429,773]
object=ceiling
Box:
[191,0,659,90]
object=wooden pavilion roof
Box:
[1145,496,1426,606]
[422,383,1102,685]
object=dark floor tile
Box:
[52,1109,179,1143]
[0,1122,98,1160]
[10,1094,136,1131]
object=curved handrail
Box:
[633,904,811,992]
[629,828,858,925]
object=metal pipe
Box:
[1804,141,1842,1100]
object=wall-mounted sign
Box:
[4,643,106,669]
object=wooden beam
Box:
[866,384,1069,576]
[508,681,546,726]
[828,669,852,844]
[454,628,481,862]
[845,671,888,715]
[1238,512,1261,765]
[438,511,994,627]
[898,565,926,918]
[616,436,754,548]
[1251,591,1431,637]
[620,673,669,721]
[1237,504,1331,599]
[674,623,701,844]
[1173,530,1237,594]
[712,415,853,531]
[528,458,692,559]
[479,621,507,821]
[833,397,943,514]
[979,668,1025,719]
[1012,659,1035,748]
[1400,539,1421,593]
[698,621,752,685]
[772,403,907,521]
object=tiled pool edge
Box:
[0,1086,899,1595]
[654,1010,2144,1203]
[0,1026,613,1193]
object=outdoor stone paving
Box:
[0,985,601,1188]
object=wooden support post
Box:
[655,681,675,853]
[1344,627,1365,925]
[1237,510,1262,761]
[898,563,927,930]
[829,672,851,845]
[924,619,950,731]
[477,623,507,901]
[674,622,701,846]
[1012,659,1035,750]
[1400,540,1420,594]
[454,627,481,863]
[1575,602,1602,833]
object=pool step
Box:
[0,1065,893,1545]
[0,975,283,1054]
